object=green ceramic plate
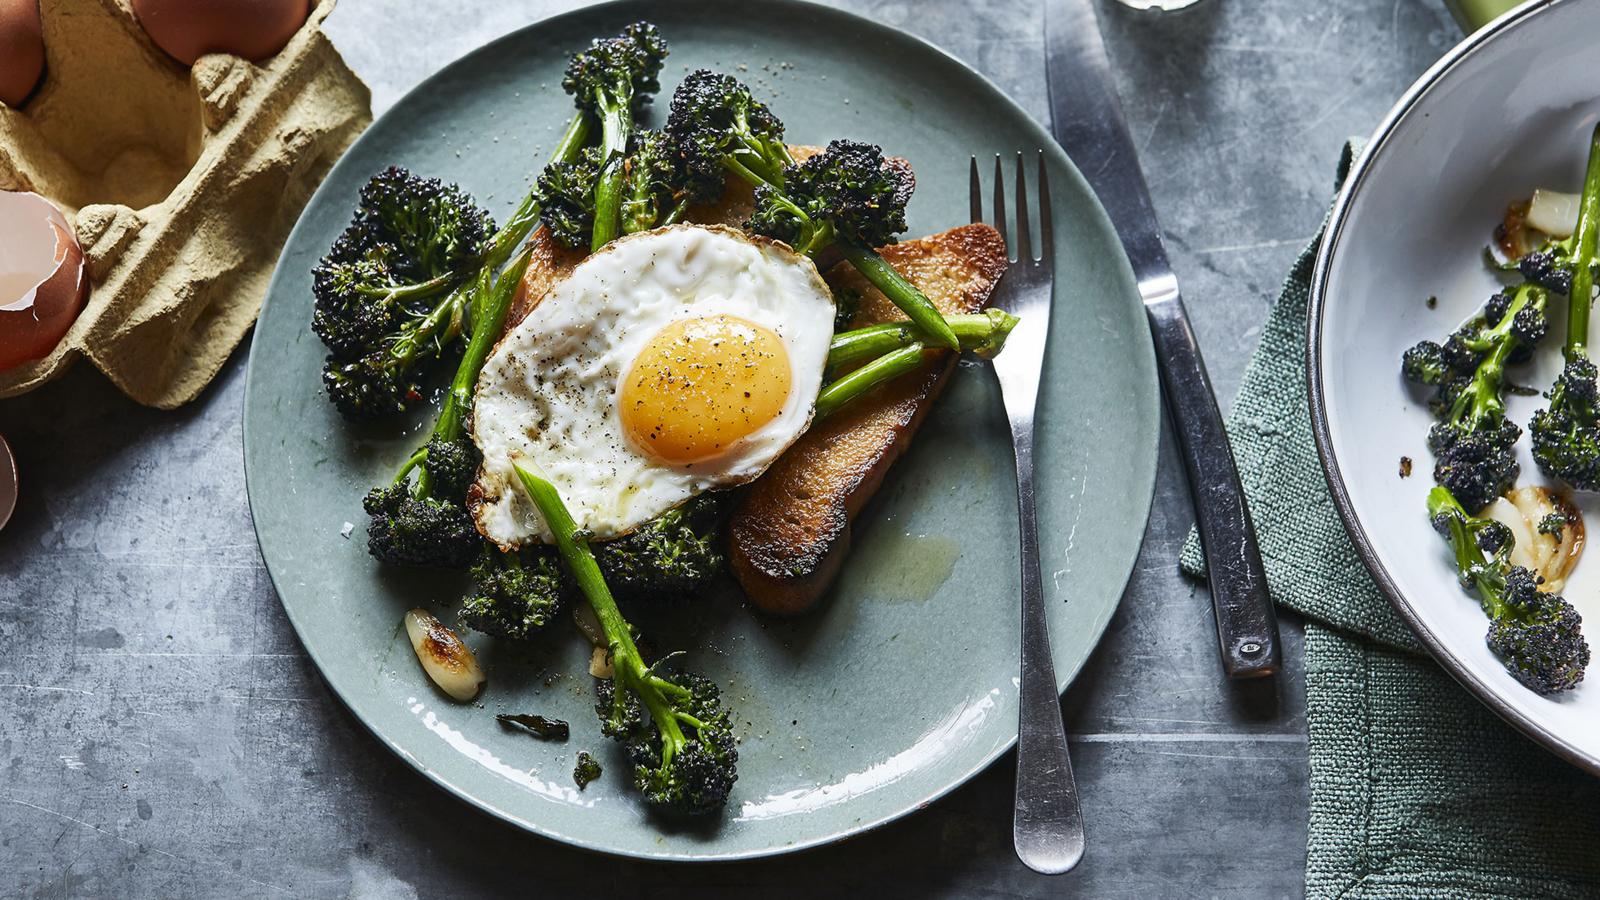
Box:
[244,0,1158,861]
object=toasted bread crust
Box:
[728,223,1008,614]
[505,224,586,332]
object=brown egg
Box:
[0,0,45,107]
[131,0,311,66]
[0,192,89,371]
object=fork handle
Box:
[1009,415,1086,875]
[1145,288,1281,679]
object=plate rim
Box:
[244,0,1161,860]
[1306,0,1600,777]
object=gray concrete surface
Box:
[0,0,1461,896]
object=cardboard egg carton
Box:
[0,0,371,407]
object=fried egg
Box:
[471,224,834,547]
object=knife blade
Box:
[1044,0,1281,679]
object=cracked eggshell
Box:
[132,0,311,66]
[0,191,87,371]
[0,0,44,107]
[0,0,371,406]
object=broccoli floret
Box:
[322,352,425,421]
[748,139,910,255]
[1481,288,1550,360]
[421,435,479,502]
[595,668,736,814]
[574,751,603,789]
[359,217,534,570]
[1430,427,1520,514]
[1401,340,1447,386]
[1403,283,1546,511]
[311,167,494,420]
[310,251,407,358]
[1530,356,1600,490]
[1539,510,1573,539]
[594,493,728,603]
[1427,486,1590,694]
[1487,568,1590,694]
[620,129,688,234]
[535,147,602,250]
[666,68,792,201]
[1528,123,1600,492]
[561,22,668,250]
[513,463,738,815]
[361,481,480,568]
[608,669,737,812]
[561,21,667,117]
[593,672,646,739]
[537,130,687,248]
[1518,248,1578,294]
[459,547,572,640]
[352,167,496,277]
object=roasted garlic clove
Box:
[404,609,485,702]
[589,646,614,679]
[1484,488,1585,592]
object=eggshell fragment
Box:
[0,192,88,371]
[131,0,310,66]
[0,0,44,107]
[404,609,485,702]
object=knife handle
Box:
[1144,287,1281,679]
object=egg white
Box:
[471,224,835,547]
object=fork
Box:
[971,151,1085,875]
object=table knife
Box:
[1043,0,1281,679]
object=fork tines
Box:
[970,151,1052,265]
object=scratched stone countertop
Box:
[0,1,1460,897]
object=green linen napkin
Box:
[1179,143,1600,899]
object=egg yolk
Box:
[620,314,792,464]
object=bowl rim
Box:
[1306,0,1600,776]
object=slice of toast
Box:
[727,223,1008,614]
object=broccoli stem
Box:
[660,196,690,227]
[1566,123,1600,360]
[1446,284,1538,433]
[393,446,428,486]
[1427,488,1485,585]
[510,463,693,766]
[410,113,592,496]
[591,88,634,252]
[355,270,458,303]
[709,121,789,188]
[1427,486,1515,619]
[387,283,470,373]
[828,309,1019,371]
[435,250,532,438]
[491,114,593,267]
[814,343,925,420]
[720,155,771,190]
[836,241,961,351]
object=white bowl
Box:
[1311,0,1600,773]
